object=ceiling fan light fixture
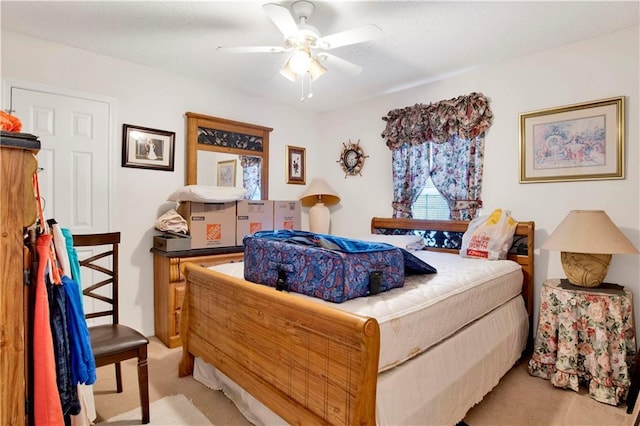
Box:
[289,50,312,74]
[308,57,327,81]
[222,1,382,96]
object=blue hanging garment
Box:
[62,228,96,385]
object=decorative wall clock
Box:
[337,139,368,177]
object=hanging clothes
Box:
[47,274,82,416]
[61,274,96,385]
[41,226,97,386]
[33,170,97,423]
[33,233,65,426]
[49,219,72,278]
[32,172,80,420]
[63,228,81,288]
[72,385,97,426]
[62,228,97,426]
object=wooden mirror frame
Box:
[186,112,272,200]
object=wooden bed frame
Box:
[178,218,535,425]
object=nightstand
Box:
[528,278,636,406]
[151,247,244,348]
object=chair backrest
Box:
[72,232,121,325]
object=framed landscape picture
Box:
[519,96,624,183]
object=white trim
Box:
[2,78,119,231]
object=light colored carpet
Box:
[94,337,638,426]
[463,359,635,426]
[93,337,250,425]
[97,394,212,426]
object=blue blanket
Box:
[250,230,437,275]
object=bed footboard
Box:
[178,263,380,426]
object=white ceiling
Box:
[2,1,638,112]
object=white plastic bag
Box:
[460,209,517,260]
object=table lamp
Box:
[299,178,341,234]
[541,210,638,287]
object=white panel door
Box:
[10,86,111,234]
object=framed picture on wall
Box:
[122,124,175,171]
[217,159,237,187]
[519,96,624,183]
[286,145,306,185]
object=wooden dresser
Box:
[151,247,244,348]
[0,132,40,425]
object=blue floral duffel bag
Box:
[243,230,435,303]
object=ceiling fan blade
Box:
[262,3,299,38]
[217,46,289,53]
[318,53,362,76]
[317,24,382,49]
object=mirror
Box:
[186,112,271,199]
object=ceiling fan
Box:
[217,1,382,83]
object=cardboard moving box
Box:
[273,200,301,230]
[237,200,274,244]
[178,201,237,249]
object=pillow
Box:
[167,185,247,202]
[358,233,425,251]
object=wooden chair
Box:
[73,232,150,424]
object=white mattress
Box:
[194,296,529,426]
[211,250,523,372]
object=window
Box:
[412,177,450,220]
[382,93,491,220]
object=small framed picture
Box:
[519,96,624,183]
[286,145,306,185]
[217,159,237,187]
[122,124,175,171]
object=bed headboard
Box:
[370,217,535,329]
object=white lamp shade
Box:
[308,58,327,81]
[299,178,340,234]
[279,62,297,82]
[289,50,312,74]
[542,210,638,254]
[280,52,327,83]
[299,178,341,207]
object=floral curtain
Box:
[430,135,485,220]
[391,143,430,218]
[381,92,493,219]
[240,156,261,200]
[381,92,493,148]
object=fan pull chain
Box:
[299,72,314,102]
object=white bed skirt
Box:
[193,296,529,426]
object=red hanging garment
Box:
[32,171,64,424]
[34,233,65,425]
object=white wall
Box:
[1,30,319,335]
[319,26,640,332]
[3,26,639,337]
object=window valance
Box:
[381,92,493,149]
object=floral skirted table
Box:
[528,278,636,406]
